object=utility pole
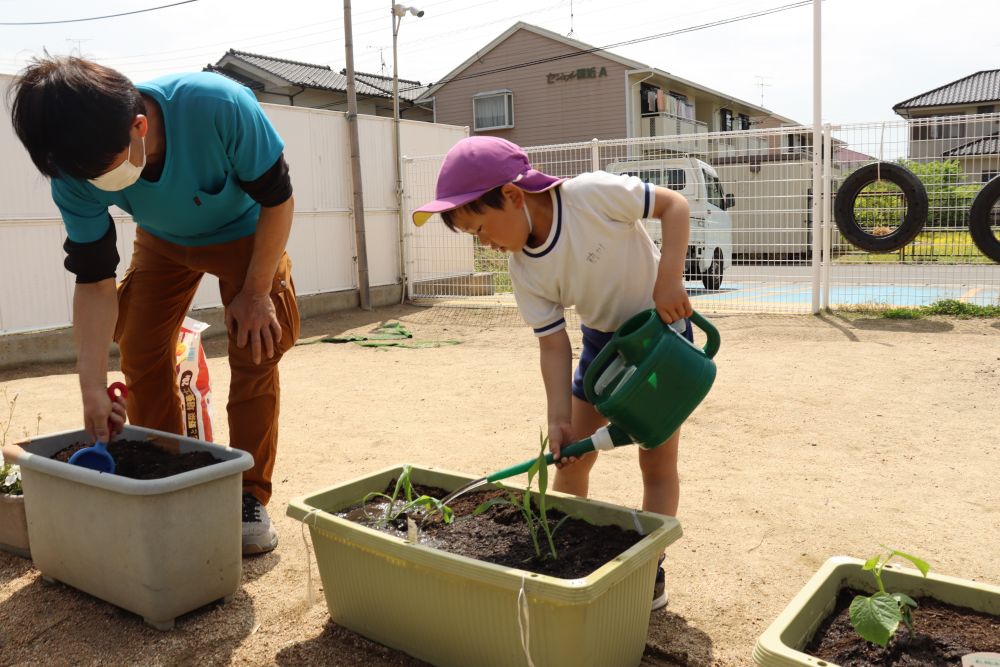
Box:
[343,0,371,310]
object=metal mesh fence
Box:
[404,113,1000,315]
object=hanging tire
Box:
[833,162,928,252]
[968,175,1000,263]
[702,251,724,291]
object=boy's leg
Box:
[115,229,204,433]
[637,428,680,517]
[552,396,607,498]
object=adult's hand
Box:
[226,290,283,365]
[81,385,127,443]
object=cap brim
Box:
[514,169,565,193]
[411,189,492,226]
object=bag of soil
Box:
[175,317,214,442]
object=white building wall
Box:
[0,74,467,334]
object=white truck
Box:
[606,157,734,290]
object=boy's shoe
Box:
[242,493,278,555]
[652,554,668,611]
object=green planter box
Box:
[754,556,1000,667]
[288,464,682,667]
[3,425,253,630]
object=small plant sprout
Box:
[849,546,930,647]
[473,433,569,560]
[362,464,453,528]
[1,388,23,496]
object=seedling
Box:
[473,433,569,560]
[362,464,453,528]
[1,389,23,496]
[849,546,930,647]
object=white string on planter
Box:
[630,508,646,536]
[300,508,322,606]
[517,576,536,667]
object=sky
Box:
[1,0,998,126]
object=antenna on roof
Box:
[567,0,575,37]
[754,74,772,108]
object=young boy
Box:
[413,136,693,610]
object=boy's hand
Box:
[548,420,576,468]
[653,279,692,325]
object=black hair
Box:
[8,56,146,180]
[440,186,507,231]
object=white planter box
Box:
[2,425,253,630]
[0,493,30,558]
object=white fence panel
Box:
[0,72,467,334]
[405,116,1000,315]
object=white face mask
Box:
[88,136,146,191]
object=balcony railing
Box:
[641,112,707,138]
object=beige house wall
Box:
[431,29,629,146]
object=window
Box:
[704,171,724,208]
[628,169,686,191]
[473,90,514,131]
[719,108,733,132]
[738,113,751,130]
[977,105,995,115]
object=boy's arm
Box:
[651,186,693,324]
[538,329,575,461]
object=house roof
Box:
[943,132,1000,157]
[209,50,429,102]
[416,22,647,103]
[893,70,1000,111]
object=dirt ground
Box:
[1,305,998,666]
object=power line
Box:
[399,0,813,94]
[0,0,199,26]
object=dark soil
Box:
[806,587,1000,666]
[52,439,221,479]
[338,481,645,579]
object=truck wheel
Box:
[833,162,928,252]
[685,248,702,281]
[702,251,724,290]
[968,176,1000,263]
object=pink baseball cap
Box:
[412,136,564,226]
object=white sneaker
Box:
[242,493,278,555]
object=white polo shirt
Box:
[510,171,660,336]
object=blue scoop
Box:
[68,382,127,474]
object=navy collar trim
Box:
[523,188,561,258]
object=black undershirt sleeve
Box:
[239,154,293,207]
[63,215,119,284]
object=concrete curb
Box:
[0,284,404,371]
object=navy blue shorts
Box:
[572,318,694,402]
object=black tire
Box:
[833,162,928,252]
[968,175,1000,263]
[702,251,724,291]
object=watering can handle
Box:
[688,311,720,359]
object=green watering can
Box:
[438,309,720,506]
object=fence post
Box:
[810,0,823,314]
[822,123,833,311]
[591,138,600,172]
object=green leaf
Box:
[473,497,514,516]
[892,592,918,609]
[889,550,930,577]
[862,555,881,571]
[849,592,902,647]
